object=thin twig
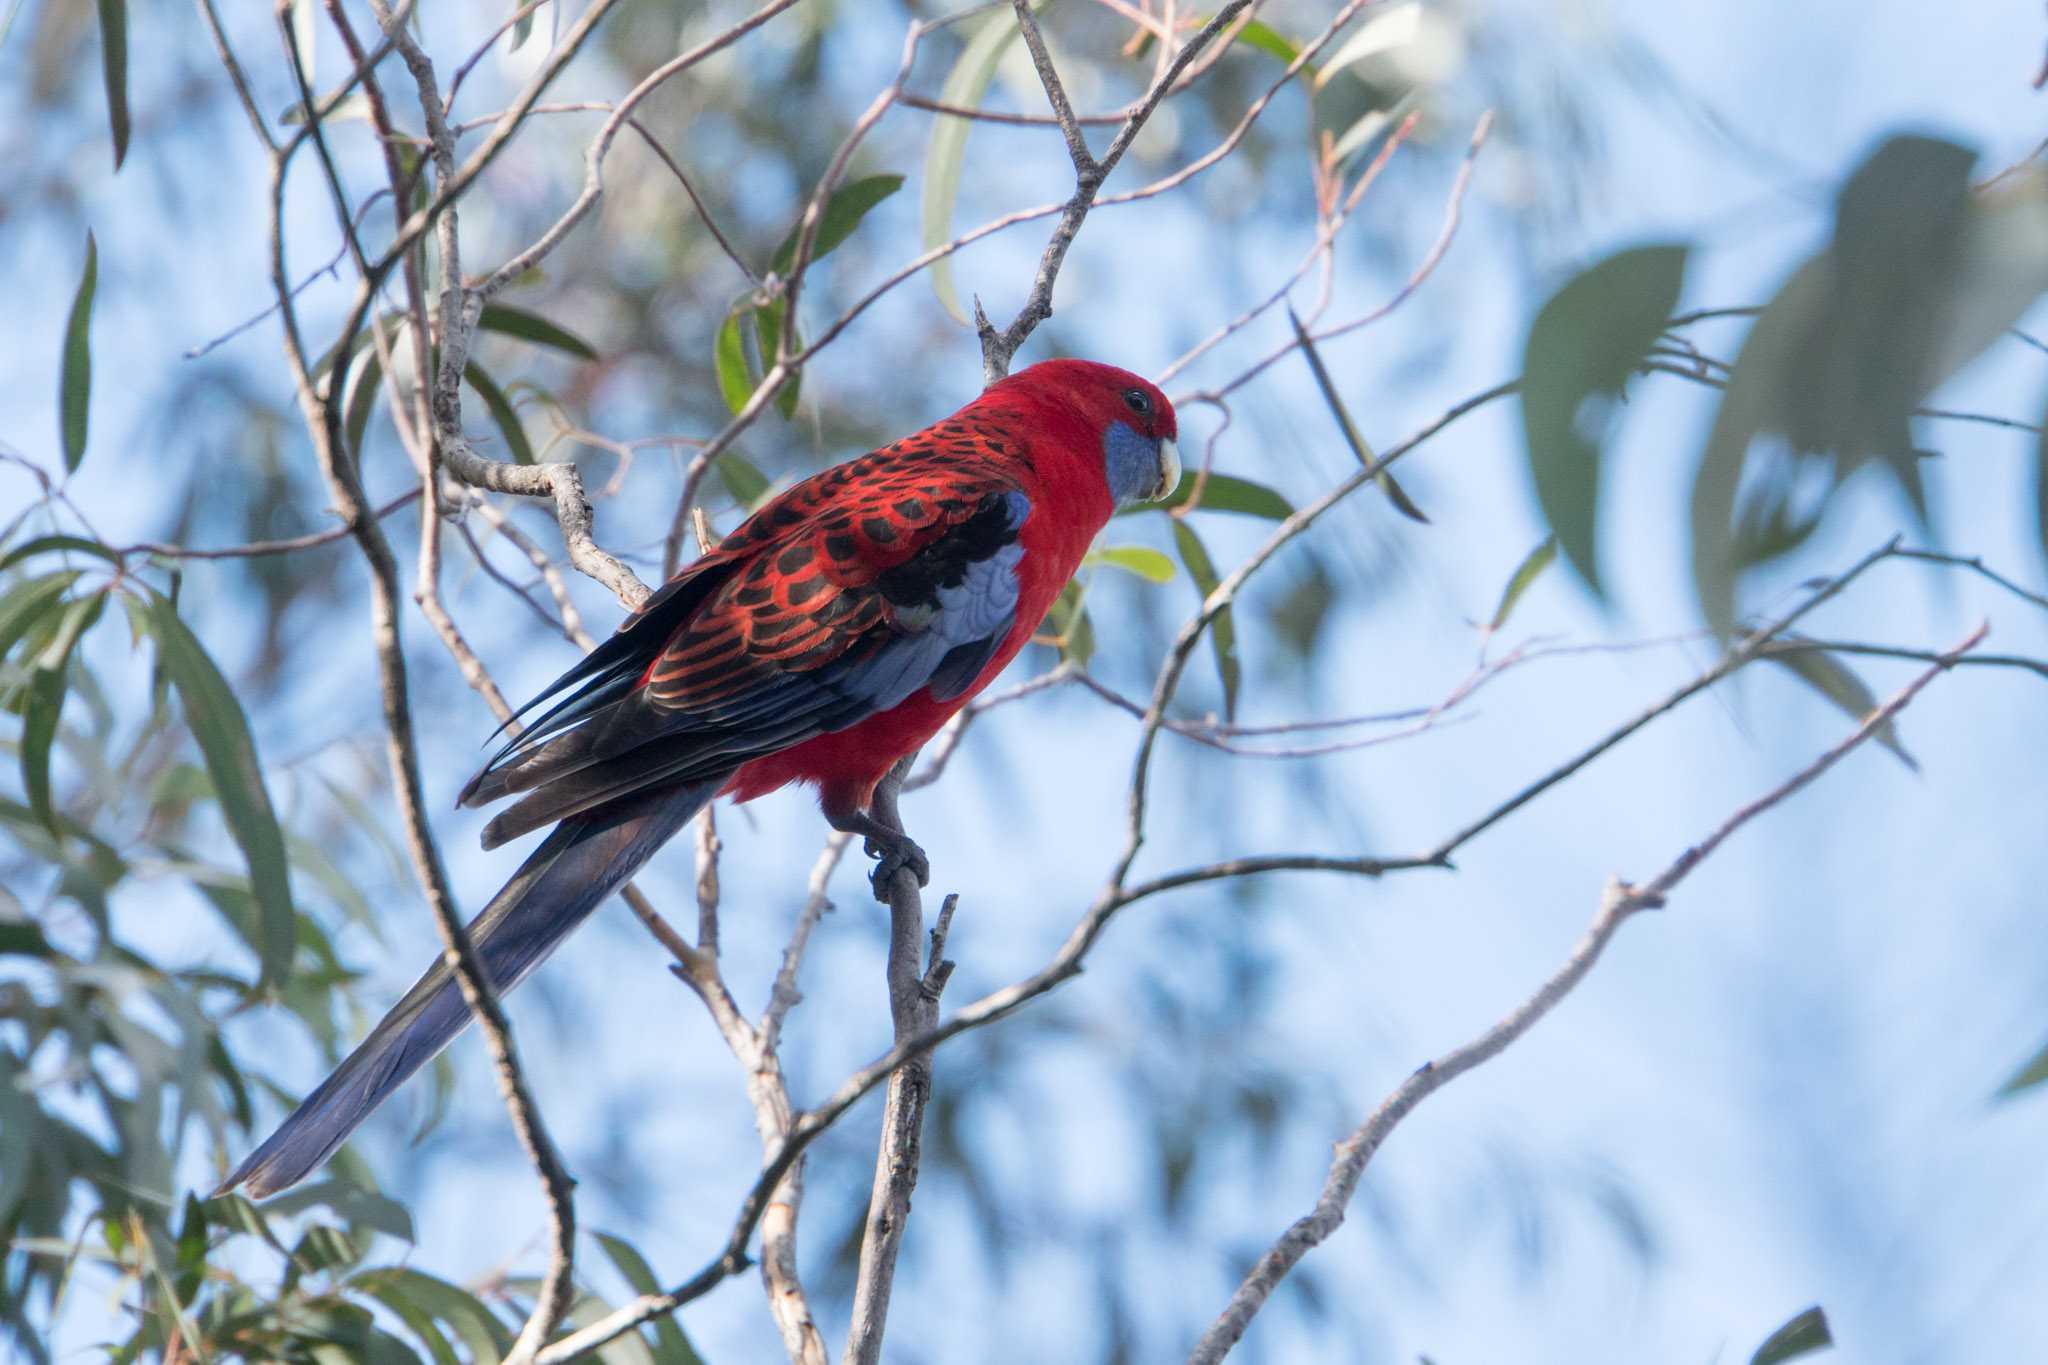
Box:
[269,13,574,1365]
[978,0,1259,381]
[842,761,947,1365]
[1185,623,1989,1362]
[118,490,420,560]
[356,2,584,1350]
[1187,108,1493,402]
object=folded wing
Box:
[460,469,1031,848]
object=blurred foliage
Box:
[5,0,2045,1360]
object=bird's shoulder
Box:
[636,420,1036,707]
[711,414,1035,581]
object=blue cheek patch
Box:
[1102,421,1157,506]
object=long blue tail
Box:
[217,776,721,1198]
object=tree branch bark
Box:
[842,753,956,1365]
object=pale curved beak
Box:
[1152,437,1182,502]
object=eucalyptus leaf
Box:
[260,1179,415,1244]
[348,1267,513,1364]
[715,451,771,508]
[147,592,297,989]
[345,350,385,458]
[1687,135,2045,638]
[1091,545,1178,583]
[1762,641,1916,770]
[96,0,129,170]
[1751,1305,1833,1364]
[1043,579,1095,666]
[1173,520,1241,721]
[1137,471,1294,520]
[1314,1,1419,89]
[508,0,535,52]
[755,298,800,418]
[1520,243,1688,599]
[0,572,82,666]
[1233,19,1306,70]
[922,7,1032,321]
[1999,1031,2048,1097]
[713,309,751,415]
[477,304,597,360]
[60,232,99,473]
[595,1232,705,1364]
[22,593,104,837]
[1289,307,1429,522]
[463,362,535,465]
[772,173,904,274]
[1488,536,1557,631]
[0,536,121,575]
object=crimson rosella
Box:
[217,358,1180,1197]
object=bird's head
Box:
[996,358,1182,510]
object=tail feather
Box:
[217,776,722,1199]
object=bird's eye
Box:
[1122,388,1152,418]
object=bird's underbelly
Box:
[721,509,1087,821]
[720,688,966,818]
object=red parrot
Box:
[218,358,1179,1197]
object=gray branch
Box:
[1184,623,1989,1361]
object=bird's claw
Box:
[864,833,930,901]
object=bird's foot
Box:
[864,830,930,902]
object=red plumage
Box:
[721,358,1179,820]
[217,357,1179,1197]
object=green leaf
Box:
[1313,2,1418,89]
[713,309,751,415]
[349,1267,512,1364]
[1488,535,1557,631]
[463,362,535,465]
[96,0,129,170]
[0,535,121,575]
[1138,471,1294,520]
[1289,307,1429,522]
[508,0,535,52]
[477,303,597,360]
[1762,641,1917,770]
[173,1194,207,1307]
[1233,19,1306,70]
[1042,579,1095,666]
[595,1232,705,1365]
[21,593,103,837]
[1090,545,1177,583]
[60,231,99,473]
[345,349,385,458]
[0,1053,40,1224]
[922,7,1031,322]
[1999,1032,2048,1097]
[1520,243,1689,599]
[0,920,55,957]
[1688,135,2039,639]
[1690,260,1823,642]
[1173,520,1240,721]
[715,451,771,508]
[1801,137,1976,467]
[755,298,800,418]
[0,571,82,666]
[772,173,904,275]
[1750,1305,1833,1364]
[261,1179,415,1243]
[147,592,296,989]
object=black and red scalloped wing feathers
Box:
[459,420,1033,847]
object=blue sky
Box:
[8,2,2048,1361]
